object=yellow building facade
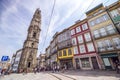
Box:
[86,4,120,70]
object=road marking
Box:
[48,73,76,80]
[59,73,76,80]
[48,73,62,80]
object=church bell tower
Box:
[19,9,41,72]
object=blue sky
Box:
[0,0,118,60]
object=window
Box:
[33,32,36,38]
[90,14,109,27]
[106,25,115,34]
[63,50,67,56]
[31,43,34,47]
[97,41,105,51]
[80,58,90,68]
[93,30,100,38]
[82,23,88,30]
[77,35,83,44]
[73,46,79,54]
[59,51,62,57]
[84,33,91,42]
[76,26,81,33]
[96,18,101,24]
[68,48,72,55]
[72,38,77,45]
[103,58,111,66]
[104,40,113,50]
[110,9,120,18]
[100,28,107,36]
[79,45,86,53]
[71,29,75,35]
[112,38,120,49]
[102,14,109,21]
[27,62,31,68]
[87,43,95,52]
[90,20,95,26]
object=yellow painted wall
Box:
[58,48,73,59]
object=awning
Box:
[101,53,118,58]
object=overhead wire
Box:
[41,0,56,52]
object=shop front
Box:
[59,58,73,69]
[101,53,119,70]
[74,53,100,70]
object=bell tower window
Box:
[33,32,36,38]
[31,43,34,47]
[28,62,31,68]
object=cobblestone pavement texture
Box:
[0,70,120,80]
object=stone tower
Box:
[19,9,41,72]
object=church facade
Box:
[18,9,41,72]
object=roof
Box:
[86,3,103,15]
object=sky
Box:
[0,0,118,60]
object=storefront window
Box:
[81,58,90,68]
[103,58,111,66]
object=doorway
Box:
[60,59,73,69]
[91,57,99,69]
[28,62,31,68]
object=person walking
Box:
[52,66,55,73]
[57,65,60,72]
[115,60,120,74]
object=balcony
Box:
[113,15,120,23]
[98,47,106,52]
[115,43,120,49]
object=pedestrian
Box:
[1,69,5,77]
[23,69,25,75]
[0,69,2,76]
[52,66,55,73]
[57,65,60,72]
[34,67,37,74]
[55,66,57,72]
[115,60,120,74]
[61,65,65,73]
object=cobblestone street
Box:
[0,70,120,80]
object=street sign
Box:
[1,56,10,61]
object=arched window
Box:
[31,43,34,47]
[33,32,36,38]
[28,62,31,68]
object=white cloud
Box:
[0,0,118,58]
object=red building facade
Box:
[70,19,101,70]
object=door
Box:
[75,58,80,69]
[91,57,99,69]
[103,58,112,69]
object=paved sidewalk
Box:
[0,70,120,80]
[59,70,120,80]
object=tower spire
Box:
[19,9,41,72]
